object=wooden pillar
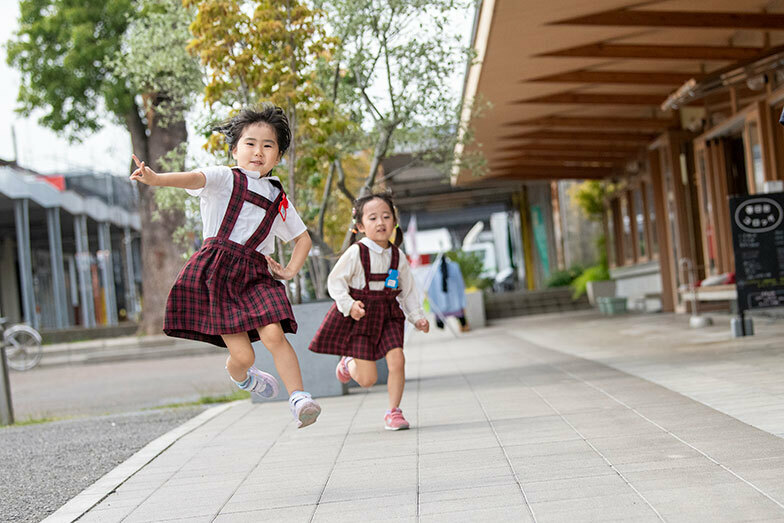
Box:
[648,149,675,312]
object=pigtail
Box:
[348,206,359,245]
[392,224,404,248]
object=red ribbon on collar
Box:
[279,193,289,221]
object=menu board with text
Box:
[729,192,784,313]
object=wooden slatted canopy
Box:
[453,0,784,186]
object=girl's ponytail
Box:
[348,206,359,245]
[392,224,404,248]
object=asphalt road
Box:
[7,353,236,421]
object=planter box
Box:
[252,300,345,402]
[464,290,486,329]
[587,280,616,306]
[597,296,627,315]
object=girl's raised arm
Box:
[129,154,206,190]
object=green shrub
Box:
[571,264,610,299]
[545,265,584,288]
[445,250,491,290]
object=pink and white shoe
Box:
[289,392,321,429]
[246,367,280,399]
[384,408,410,431]
[335,356,352,384]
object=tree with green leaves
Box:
[6,0,202,334]
[310,0,474,249]
[186,0,353,300]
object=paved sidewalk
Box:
[50,315,784,522]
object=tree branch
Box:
[353,65,383,121]
[317,160,336,238]
[335,158,356,202]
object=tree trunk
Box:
[340,125,395,250]
[137,110,188,335]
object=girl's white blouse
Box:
[186,166,307,255]
[328,237,426,325]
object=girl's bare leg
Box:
[348,358,378,388]
[258,323,303,394]
[221,332,256,382]
[385,348,405,410]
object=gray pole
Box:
[0,346,14,425]
[98,222,118,325]
[74,215,95,328]
[46,208,69,329]
[123,227,138,320]
[14,199,37,329]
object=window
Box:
[605,207,616,267]
[645,182,658,256]
[619,193,633,263]
[633,188,646,259]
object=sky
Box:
[0,1,474,177]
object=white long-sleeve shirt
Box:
[327,237,426,325]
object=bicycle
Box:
[1,317,43,371]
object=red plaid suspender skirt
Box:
[163,169,297,348]
[309,242,406,361]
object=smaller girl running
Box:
[309,193,429,430]
[130,105,320,428]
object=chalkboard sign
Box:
[729,192,784,313]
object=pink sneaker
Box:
[335,356,351,384]
[384,408,410,431]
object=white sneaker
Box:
[289,392,321,428]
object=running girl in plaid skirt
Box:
[129,105,321,428]
[309,193,429,430]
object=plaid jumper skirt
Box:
[309,242,406,361]
[163,169,297,348]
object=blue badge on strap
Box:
[385,269,399,289]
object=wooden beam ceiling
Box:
[538,43,764,61]
[497,142,643,153]
[514,92,665,106]
[503,116,677,130]
[499,130,657,143]
[493,157,620,168]
[550,9,784,30]
[496,151,632,162]
[486,169,611,180]
[526,70,698,85]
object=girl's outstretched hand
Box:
[415,319,430,333]
[265,256,294,280]
[130,154,160,186]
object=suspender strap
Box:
[357,243,372,290]
[357,242,401,288]
[215,169,247,239]
[245,180,285,250]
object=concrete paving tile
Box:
[521,474,636,503]
[642,483,784,521]
[312,493,417,521]
[504,439,595,459]
[418,464,517,493]
[214,504,315,522]
[622,464,741,491]
[418,483,526,515]
[530,493,658,522]
[419,505,534,523]
[78,506,137,522]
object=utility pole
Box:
[0,346,14,426]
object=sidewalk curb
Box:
[41,401,243,523]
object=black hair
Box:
[349,192,404,248]
[212,104,291,156]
